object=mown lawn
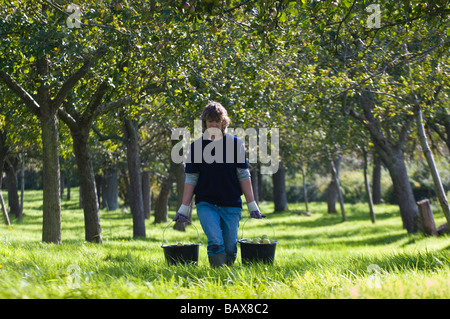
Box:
[0,189,449,299]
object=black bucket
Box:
[238,239,278,264]
[162,243,200,265]
[161,221,201,266]
[238,216,278,265]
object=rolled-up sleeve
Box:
[185,172,199,186]
[236,168,250,182]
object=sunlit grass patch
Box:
[1,189,449,298]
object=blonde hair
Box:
[200,101,230,133]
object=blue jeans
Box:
[196,201,242,258]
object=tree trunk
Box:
[20,153,25,216]
[40,108,62,244]
[301,166,309,213]
[363,147,376,223]
[379,146,420,233]
[5,159,21,220]
[0,141,8,226]
[72,131,103,243]
[104,167,119,211]
[251,166,260,203]
[154,175,172,224]
[329,155,346,221]
[327,180,338,214]
[415,103,450,225]
[124,118,146,237]
[95,174,103,208]
[60,171,66,200]
[142,170,151,219]
[327,156,341,214]
[372,152,382,204]
[257,163,263,201]
[272,161,288,212]
[67,170,71,201]
[155,153,177,224]
[120,169,130,206]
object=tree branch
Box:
[93,96,133,118]
[0,70,40,116]
[57,108,77,130]
[52,46,106,110]
[52,61,93,110]
[84,80,109,120]
[91,124,123,142]
[93,80,165,118]
[397,115,413,148]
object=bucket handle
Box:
[162,220,201,246]
[240,215,276,240]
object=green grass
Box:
[1,189,449,299]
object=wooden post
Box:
[417,199,437,236]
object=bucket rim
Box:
[238,238,278,245]
[161,243,201,248]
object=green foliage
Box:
[1,0,449,244]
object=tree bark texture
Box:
[301,166,309,213]
[251,166,260,203]
[72,131,103,243]
[363,148,376,223]
[329,155,346,222]
[40,108,62,243]
[104,167,119,211]
[372,152,382,204]
[272,161,288,212]
[0,139,8,226]
[154,156,176,224]
[124,119,146,237]
[380,146,420,232]
[327,156,341,214]
[142,170,151,219]
[5,159,21,220]
[95,174,103,208]
[257,164,263,202]
[154,175,172,224]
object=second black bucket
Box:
[238,239,278,264]
[238,216,278,264]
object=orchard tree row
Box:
[0,0,449,243]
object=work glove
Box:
[247,201,263,219]
[173,204,190,223]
